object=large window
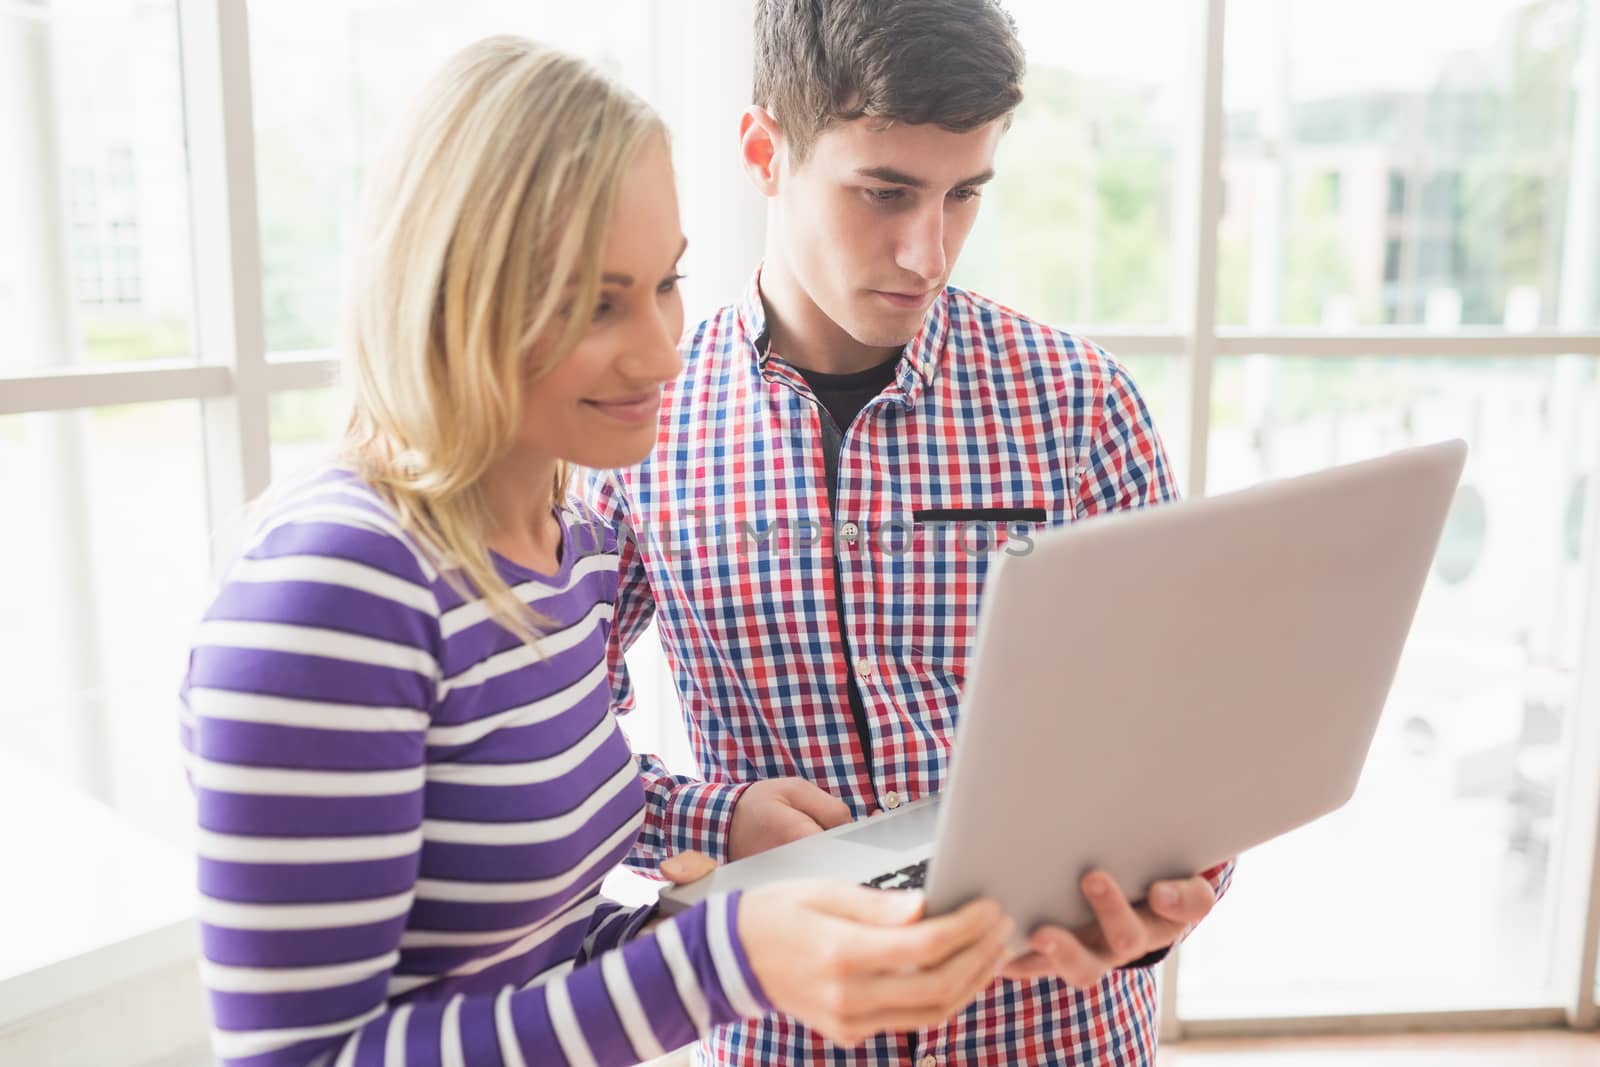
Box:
[0,1,193,376]
[3,0,1599,1042]
[1181,356,1599,1016]
[247,1,656,355]
[955,0,1600,1033]
[1217,0,1593,331]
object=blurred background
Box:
[2,0,1599,1060]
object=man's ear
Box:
[739,105,784,197]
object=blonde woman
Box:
[179,36,1012,1067]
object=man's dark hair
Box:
[753,0,1026,162]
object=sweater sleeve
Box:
[181,503,770,1067]
[574,898,659,966]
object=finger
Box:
[1080,871,1148,962]
[807,882,926,927]
[834,897,1006,972]
[1028,925,1111,989]
[659,850,717,885]
[846,917,1014,1017]
[1147,876,1216,925]
[780,778,854,830]
[997,950,1057,982]
[762,803,835,850]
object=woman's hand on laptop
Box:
[729,777,854,860]
[740,883,1013,1047]
[997,869,1216,988]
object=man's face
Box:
[775,117,1005,349]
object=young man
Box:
[588,1,1233,1062]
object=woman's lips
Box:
[584,393,660,425]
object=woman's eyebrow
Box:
[598,237,689,288]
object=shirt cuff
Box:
[664,780,752,866]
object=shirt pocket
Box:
[886,506,1048,671]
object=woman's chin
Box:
[563,430,657,472]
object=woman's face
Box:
[518,135,686,470]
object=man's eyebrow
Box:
[854,166,996,190]
[598,237,689,288]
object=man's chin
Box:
[845,308,925,350]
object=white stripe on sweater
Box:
[210,1003,388,1059]
[425,709,614,788]
[707,893,764,1018]
[200,890,413,931]
[200,950,400,994]
[185,754,423,799]
[654,919,712,1035]
[229,554,438,616]
[440,552,616,638]
[546,976,600,1067]
[601,950,667,1060]
[438,603,611,696]
[425,660,607,747]
[440,994,466,1067]
[421,760,636,845]
[383,1003,413,1066]
[415,807,641,903]
[196,827,421,864]
[195,619,437,680]
[494,986,528,1067]
[188,687,431,733]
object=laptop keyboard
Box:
[862,859,929,890]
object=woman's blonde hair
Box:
[340,36,664,641]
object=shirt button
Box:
[840,521,860,545]
[919,1056,939,1067]
[883,791,902,810]
[856,656,873,679]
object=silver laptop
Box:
[659,440,1468,944]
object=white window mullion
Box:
[654,0,765,321]
[1176,0,1227,503]
[177,0,270,573]
[1162,0,1228,1042]
[1553,0,1600,1029]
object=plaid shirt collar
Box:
[735,263,951,406]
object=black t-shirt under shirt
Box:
[795,352,902,433]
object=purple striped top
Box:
[179,467,771,1066]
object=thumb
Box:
[809,882,926,926]
[781,779,854,830]
[660,850,718,885]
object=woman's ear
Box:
[739,106,783,197]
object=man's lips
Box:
[871,288,934,309]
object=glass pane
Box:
[957,0,1186,328]
[0,2,193,373]
[1218,0,1597,329]
[269,385,346,482]
[0,401,211,850]
[248,1,654,354]
[1179,355,1600,1015]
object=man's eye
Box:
[867,188,903,203]
[951,188,981,203]
[658,273,686,294]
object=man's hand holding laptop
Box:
[995,868,1217,987]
